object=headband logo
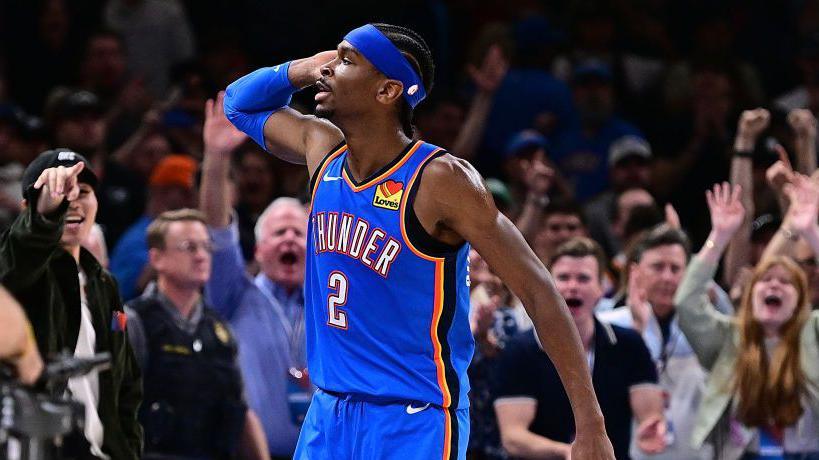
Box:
[407,84,419,96]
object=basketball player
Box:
[224,23,615,460]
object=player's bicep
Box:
[262,108,343,174]
[441,177,553,310]
[420,157,553,310]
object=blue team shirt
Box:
[305,140,473,409]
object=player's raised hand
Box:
[33,162,85,215]
[283,50,338,89]
[468,44,509,94]
[204,91,248,155]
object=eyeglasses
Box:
[169,240,214,255]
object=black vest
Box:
[130,294,246,459]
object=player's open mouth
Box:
[565,298,583,308]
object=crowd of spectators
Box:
[3,0,819,459]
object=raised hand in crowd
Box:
[766,144,795,200]
[782,173,819,244]
[626,266,652,333]
[200,91,248,228]
[788,108,817,139]
[467,44,509,95]
[701,182,745,264]
[664,203,681,229]
[787,108,817,173]
[33,162,86,215]
[204,91,248,156]
[470,277,505,357]
[452,44,509,160]
[724,109,766,286]
[733,108,770,152]
[521,149,554,199]
[111,86,181,166]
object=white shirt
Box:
[66,270,108,459]
[598,305,712,460]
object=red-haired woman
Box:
[675,179,819,459]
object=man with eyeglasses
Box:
[124,208,269,460]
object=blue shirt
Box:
[205,221,301,456]
[479,69,575,171]
[549,117,642,200]
[110,214,151,302]
[254,273,306,369]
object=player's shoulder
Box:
[419,150,485,195]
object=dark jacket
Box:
[0,200,143,460]
[127,288,247,459]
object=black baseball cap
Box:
[48,90,103,122]
[21,148,99,199]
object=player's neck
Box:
[341,120,412,182]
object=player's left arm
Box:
[415,156,613,459]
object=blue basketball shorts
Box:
[294,389,469,460]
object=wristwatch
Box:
[527,194,550,208]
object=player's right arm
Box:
[223,51,344,176]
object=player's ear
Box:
[376,79,404,106]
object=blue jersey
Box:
[305,140,473,410]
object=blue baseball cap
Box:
[504,130,550,158]
[572,60,613,84]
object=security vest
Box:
[129,293,246,459]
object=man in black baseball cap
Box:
[46,90,106,157]
[1,147,143,459]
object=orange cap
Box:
[149,154,197,189]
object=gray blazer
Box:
[674,257,819,459]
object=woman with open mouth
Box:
[674,180,819,460]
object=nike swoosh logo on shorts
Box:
[406,403,431,415]
[323,174,342,182]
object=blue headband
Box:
[343,24,427,108]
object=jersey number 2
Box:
[327,271,348,329]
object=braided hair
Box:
[372,23,434,138]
